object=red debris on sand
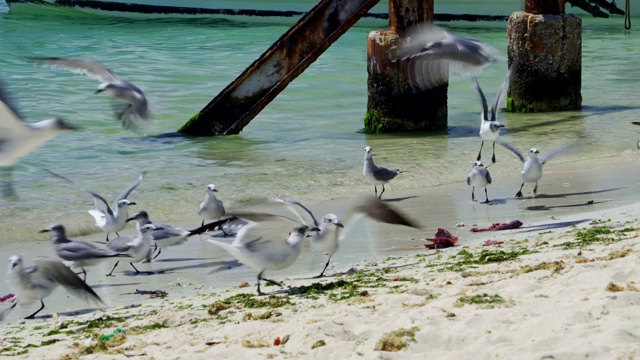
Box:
[482,240,505,246]
[425,228,459,249]
[0,293,15,303]
[470,220,523,233]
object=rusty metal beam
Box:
[179,0,382,136]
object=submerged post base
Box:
[507,12,582,113]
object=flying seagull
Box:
[6,255,104,319]
[30,57,149,130]
[46,169,144,241]
[393,23,501,90]
[0,77,77,167]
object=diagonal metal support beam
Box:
[179,0,382,136]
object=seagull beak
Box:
[212,189,219,192]
[38,229,50,233]
[310,227,321,232]
[126,217,135,222]
[95,89,104,94]
[335,222,344,228]
[58,119,79,131]
[129,202,137,206]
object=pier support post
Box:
[365,0,447,134]
[507,0,582,113]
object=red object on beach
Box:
[470,220,523,232]
[482,240,505,246]
[0,293,15,302]
[425,228,459,249]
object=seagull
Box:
[197,184,226,231]
[275,196,420,277]
[393,23,501,90]
[363,146,401,200]
[466,161,492,203]
[499,141,574,198]
[6,255,104,319]
[0,77,77,167]
[40,224,130,281]
[105,223,160,276]
[29,57,149,130]
[472,69,510,164]
[209,222,318,295]
[126,210,193,259]
[46,169,144,241]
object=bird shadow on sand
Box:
[382,195,419,203]
[513,187,623,200]
[525,200,610,211]
[206,260,245,275]
[514,219,592,233]
[91,282,143,289]
[28,307,105,320]
[153,257,213,263]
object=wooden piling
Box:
[507,1,582,112]
[365,0,447,134]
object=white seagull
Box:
[30,57,149,130]
[105,223,159,276]
[6,255,104,319]
[127,210,195,259]
[275,197,420,278]
[466,161,492,203]
[499,141,574,198]
[472,69,511,164]
[46,169,144,241]
[197,184,227,231]
[394,23,501,90]
[363,146,401,200]
[0,78,77,167]
[41,224,130,281]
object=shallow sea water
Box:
[0,7,638,246]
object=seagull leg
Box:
[374,186,378,198]
[24,300,45,319]
[477,141,484,161]
[130,263,140,273]
[115,232,120,237]
[516,183,525,198]
[483,187,490,204]
[105,233,110,242]
[314,256,332,278]
[106,261,120,276]
[201,220,205,227]
[379,184,386,199]
[471,187,476,202]
[257,270,265,295]
[491,141,496,164]
[533,182,538,197]
[78,268,87,282]
[152,247,162,260]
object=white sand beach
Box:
[2,154,640,359]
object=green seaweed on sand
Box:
[374,327,419,352]
[455,293,505,309]
[220,293,293,309]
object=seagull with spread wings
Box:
[472,69,511,164]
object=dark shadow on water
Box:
[515,219,592,233]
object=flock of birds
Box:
[0,23,581,320]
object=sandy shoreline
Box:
[2,151,640,358]
[2,199,640,359]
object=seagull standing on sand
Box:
[499,141,573,198]
[276,197,421,278]
[105,224,160,276]
[6,255,104,319]
[0,78,77,167]
[127,210,194,259]
[363,146,401,200]
[472,69,510,164]
[30,57,149,130]
[197,184,226,229]
[41,224,130,281]
[393,23,501,90]
[467,161,492,203]
[46,169,144,241]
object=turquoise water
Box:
[0,8,638,244]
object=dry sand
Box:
[2,198,640,359]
